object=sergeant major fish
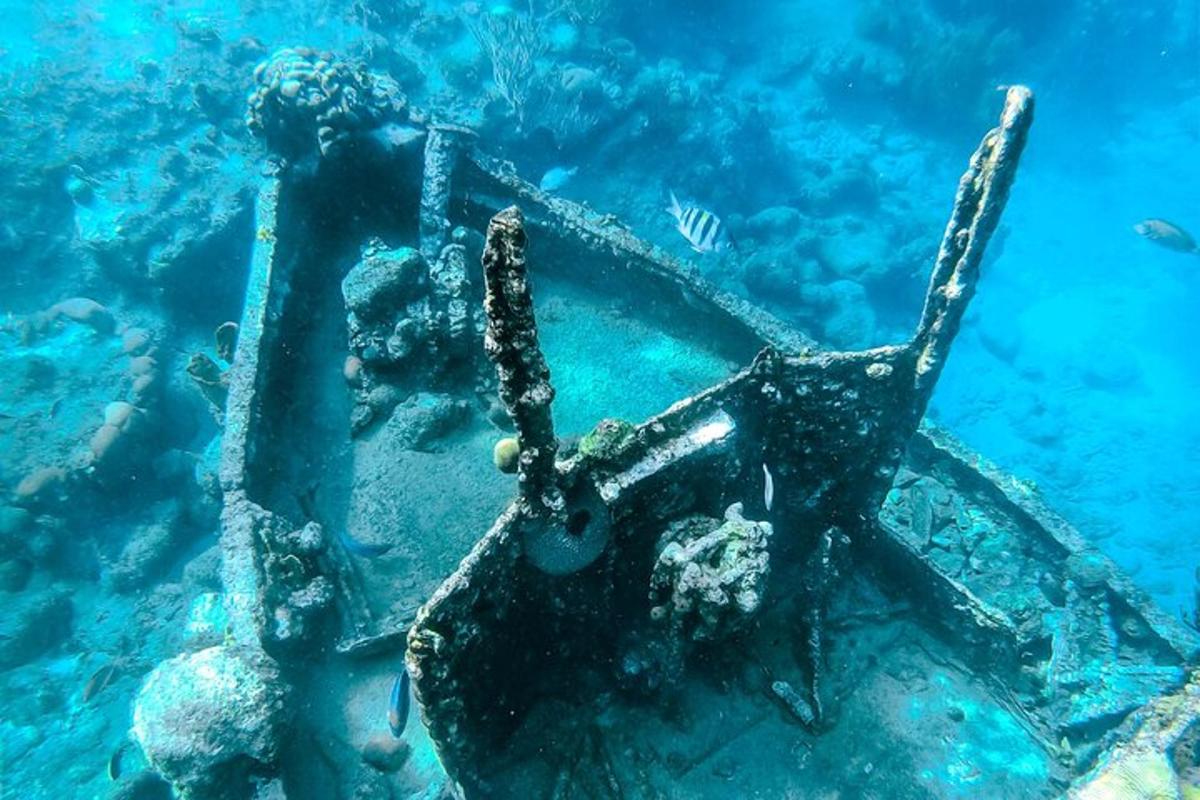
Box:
[1134,218,1199,255]
[668,191,732,254]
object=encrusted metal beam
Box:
[482,206,564,518]
[914,86,1035,394]
[418,125,461,262]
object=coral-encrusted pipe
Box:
[481,206,563,517]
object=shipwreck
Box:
[130,58,1200,800]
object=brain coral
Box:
[245,47,408,161]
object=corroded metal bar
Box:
[419,125,461,263]
[482,206,563,517]
[913,86,1034,395]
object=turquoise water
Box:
[0,1,1197,797]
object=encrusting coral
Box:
[245,47,409,161]
[650,502,773,648]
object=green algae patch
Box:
[578,418,637,465]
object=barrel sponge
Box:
[245,47,408,161]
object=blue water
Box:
[0,0,1197,797]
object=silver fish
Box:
[762,463,774,512]
[1134,218,1199,254]
[668,191,727,254]
[539,166,578,193]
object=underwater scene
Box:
[1,0,1199,798]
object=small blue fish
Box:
[338,529,393,558]
[762,463,774,512]
[297,484,392,558]
[539,165,578,193]
[388,670,411,738]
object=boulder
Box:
[132,646,288,799]
[821,279,877,349]
[0,587,72,669]
[382,392,470,451]
[342,244,426,323]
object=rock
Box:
[366,383,404,415]
[182,545,223,592]
[132,646,288,799]
[650,502,772,674]
[1081,347,1141,391]
[0,587,72,669]
[343,355,363,386]
[821,279,877,349]
[107,770,173,800]
[13,467,68,508]
[122,327,153,356]
[578,418,637,464]
[129,355,159,377]
[0,505,32,537]
[821,167,880,213]
[816,225,891,282]
[382,392,469,451]
[341,244,426,322]
[742,254,820,305]
[48,297,116,335]
[361,733,411,773]
[977,322,1020,363]
[0,557,32,592]
[109,521,183,593]
[91,424,126,463]
[745,206,802,239]
[214,322,239,363]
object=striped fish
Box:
[668,191,728,254]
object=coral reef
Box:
[378,392,470,452]
[245,47,409,162]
